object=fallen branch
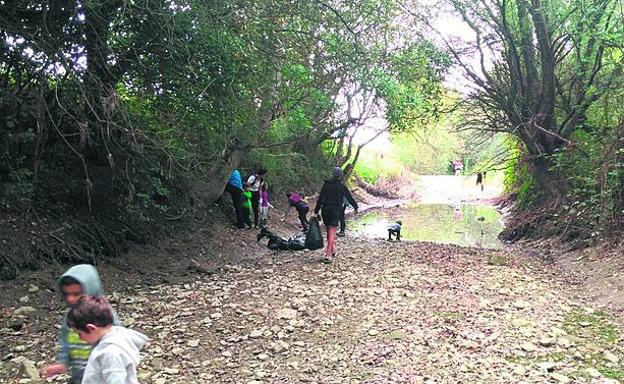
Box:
[354,175,400,199]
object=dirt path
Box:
[2,229,623,383]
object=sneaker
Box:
[321,257,332,264]
[337,231,345,237]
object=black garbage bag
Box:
[257,228,306,251]
[304,216,323,250]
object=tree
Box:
[1,0,449,210]
[406,0,623,203]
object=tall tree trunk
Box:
[192,139,247,206]
[341,130,384,182]
[32,89,49,186]
[529,155,566,203]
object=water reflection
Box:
[350,203,504,249]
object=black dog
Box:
[387,220,402,241]
[257,227,306,251]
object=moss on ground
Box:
[564,309,619,345]
[487,254,508,266]
[504,308,623,380]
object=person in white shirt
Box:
[67,296,148,384]
[246,169,267,228]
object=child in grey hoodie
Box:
[67,295,148,384]
[42,264,120,383]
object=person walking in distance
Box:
[476,172,484,192]
[453,159,463,176]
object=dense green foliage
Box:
[408,0,624,243]
[0,0,448,207]
[444,0,623,202]
[0,0,450,270]
[3,0,622,263]
[354,90,509,183]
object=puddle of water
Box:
[350,203,504,249]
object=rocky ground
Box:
[1,223,623,383]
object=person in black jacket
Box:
[314,166,358,263]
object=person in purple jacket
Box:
[283,192,310,231]
[259,182,274,228]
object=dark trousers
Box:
[225,184,245,228]
[251,190,260,227]
[298,205,309,230]
[339,205,347,232]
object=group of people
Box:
[225,168,315,232]
[225,165,358,263]
[452,158,487,192]
[36,167,359,383]
[225,169,271,229]
[41,264,148,384]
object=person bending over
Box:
[388,220,402,241]
[283,192,310,231]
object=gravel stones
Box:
[275,308,297,320]
[2,238,623,383]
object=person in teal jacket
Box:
[41,264,120,384]
[226,169,246,229]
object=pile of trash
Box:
[257,217,323,251]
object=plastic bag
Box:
[258,228,306,251]
[305,216,324,250]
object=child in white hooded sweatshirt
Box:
[67,295,148,384]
